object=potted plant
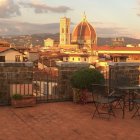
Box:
[70,68,105,103]
[11,94,36,108]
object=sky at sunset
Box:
[0,0,140,38]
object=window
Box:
[15,55,21,62]
[23,57,28,62]
[62,28,64,33]
[66,57,68,61]
[120,57,126,62]
[0,56,5,62]
[84,58,87,61]
[66,27,68,33]
[114,57,118,62]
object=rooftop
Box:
[93,46,140,51]
[0,102,139,140]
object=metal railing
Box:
[0,69,73,105]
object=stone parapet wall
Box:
[56,62,90,98]
[0,62,33,83]
[56,62,90,68]
[0,62,33,105]
[109,62,140,88]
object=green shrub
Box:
[12,94,23,100]
[71,68,105,91]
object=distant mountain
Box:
[0,33,140,47]
[97,37,140,46]
[0,33,60,47]
[32,33,59,41]
[30,33,140,46]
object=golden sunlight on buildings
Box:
[44,38,54,48]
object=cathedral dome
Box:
[71,14,97,47]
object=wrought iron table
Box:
[117,86,140,118]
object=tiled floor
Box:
[0,102,139,140]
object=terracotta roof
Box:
[29,50,38,53]
[0,41,9,44]
[72,20,96,42]
[93,46,140,51]
[0,47,18,53]
[0,47,11,52]
[61,53,89,57]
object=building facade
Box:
[0,47,23,62]
[44,38,54,48]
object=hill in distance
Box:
[0,33,140,47]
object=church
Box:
[59,13,97,49]
[42,14,140,65]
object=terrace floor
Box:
[0,102,139,140]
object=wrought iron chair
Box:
[108,88,124,110]
[92,84,117,119]
[131,92,140,118]
[112,76,131,111]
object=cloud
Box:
[96,27,132,38]
[71,21,139,38]
[0,0,21,18]
[91,22,131,37]
[0,19,59,35]
[0,0,72,18]
[19,2,72,13]
[0,19,139,39]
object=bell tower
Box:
[59,17,70,45]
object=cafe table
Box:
[117,86,140,118]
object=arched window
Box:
[66,27,68,33]
[62,28,64,33]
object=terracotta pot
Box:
[72,88,88,104]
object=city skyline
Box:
[0,0,140,39]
